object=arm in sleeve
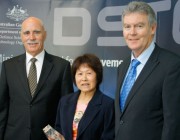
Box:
[0,62,9,139]
[61,62,73,97]
[55,99,62,134]
[101,99,115,140]
[162,60,180,140]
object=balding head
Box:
[21,17,45,32]
[21,17,47,57]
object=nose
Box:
[29,33,36,40]
[82,74,87,81]
[129,27,137,35]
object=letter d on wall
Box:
[54,8,91,46]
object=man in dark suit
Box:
[0,17,74,140]
[115,1,180,140]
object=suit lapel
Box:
[16,54,32,100]
[77,91,102,137]
[32,52,53,98]
[15,52,54,101]
[63,93,79,140]
[116,57,131,115]
[122,46,160,114]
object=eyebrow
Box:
[22,30,41,34]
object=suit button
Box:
[27,126,31,130]
[120,120,124,125]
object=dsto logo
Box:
[53,0,179,47]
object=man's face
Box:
[123,13,156,57]
[21,17,46,57]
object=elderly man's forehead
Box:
[23,17,43,24]
[22,17,44,29]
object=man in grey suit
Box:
[0,17,74,140]
[115,1,180,140]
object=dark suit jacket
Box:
[115,44,180,140]
[55,90,115,140]
[0,51,73,140]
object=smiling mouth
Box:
[26,42,40,46]
[82,83,89,86]
[28,42,38,45]
[129,38,138,41]
[128,39,139,43]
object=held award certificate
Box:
[43,124,61,140]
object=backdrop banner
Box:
[0,0,180,98]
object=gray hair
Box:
[122,1,157,26]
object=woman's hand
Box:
[47,132,65,140]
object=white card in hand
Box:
[43,124,61,140]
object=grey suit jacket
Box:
[115,44,180,140]
[0,51,73,140]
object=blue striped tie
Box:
[120,59,140,111]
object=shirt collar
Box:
[131,41,155,65]
[26,50,45,64]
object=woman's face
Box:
[75,64,97,94]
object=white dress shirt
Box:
[26,50,45,83]
[130,41,155,79]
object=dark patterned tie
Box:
[28,58,37,97]
[120,59,140,111]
